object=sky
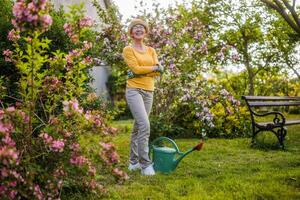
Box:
[113,0,300,22]
[112,0,192,22]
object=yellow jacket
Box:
[122,45,159,91]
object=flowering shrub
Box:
[150,70,251,139]
[1,1,127,199]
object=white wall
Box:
[52,0,111,100]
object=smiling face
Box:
[130,24,147,40]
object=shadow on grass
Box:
[250,131,286,151]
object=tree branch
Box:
[261,0,300,35]
[282,0,300,28]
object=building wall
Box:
[52,0,111,99]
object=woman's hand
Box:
[154,63,164,74]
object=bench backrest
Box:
[242,96,300,107]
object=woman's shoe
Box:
[141,164,155,176]
[128,163,141,171]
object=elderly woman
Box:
[122,18,163,176]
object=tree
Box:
[208,0,298,95]
[260,0,300,38]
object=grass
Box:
[68,119,300,200]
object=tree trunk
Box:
[243,39,255,95]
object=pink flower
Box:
[110,151,119,163]
[70,154,87,166]
[0,122,14,134]
[79,16,94,28]
[2,135,16,147]
[0,168,9,177]
[63,99,77,113]
[3,49,12,56]
[11,0,51,32]
[112,168,129,180]
[39,132,53,144]
[83,41,93,51]
[27,2,38,12]
[40,14,52,30]
[33,185,43,200]
[99,142,113,150]
[88,179,97,189]
[8,190,17,199]
[6,107,15,112]
[51,139,65,152]
[12,2,25,19]
[69,143,80,152]
[0,146,19,165]
[7,29,20,41]
[8,181,17,187]
[4,57,12,62]
[83,56,93,65]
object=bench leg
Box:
[275,127,287,149]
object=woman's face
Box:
[131,24,146,40]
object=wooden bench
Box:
[242,96,300,149]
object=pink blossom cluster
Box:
[68,142,97,180]
[63,23,78,43]
[92,114,103,127]
[33,184,44,200]
[12,0,52,32]
[7,29,20,42]
[39,133,65,152]
[112,168,129,181]
[65,49,83,70]
[105,127,118,135]
[84,179,107,193]
[82,41,93,51]
[43,76,61,92]
[0,185,17,199]
[0,108,22,200]
[79,16,94,28]
[69,142,86,166]
[1,168,25,199]
[62,99,83,114]
[99,142,119,165]
[2,49,13,63]
[63,17,94,43]
[70,154,87,166]
[82,56,93,65]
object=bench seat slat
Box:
[286,120,300,125]
[248,101,300,107]
[257,120,300,126]
[242,96,300,101]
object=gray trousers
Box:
[125,88,153,169]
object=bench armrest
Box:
[251,111,286,125]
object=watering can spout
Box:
[173,141,204,167]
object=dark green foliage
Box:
[0,0,19,101]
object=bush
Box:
[150,71,251,139]
[0,1,127,199]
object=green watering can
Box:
[151,137,204,173]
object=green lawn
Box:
[69,120,300,200]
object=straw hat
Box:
[128,18,149,35]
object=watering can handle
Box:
[151,136,181,153]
